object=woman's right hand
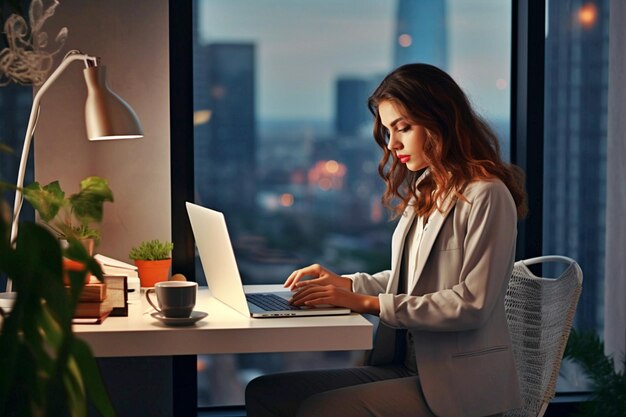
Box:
[284,263,353,292]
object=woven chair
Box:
[503,256,583,417]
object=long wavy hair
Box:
[368,63,527,220]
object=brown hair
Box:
[368,63,527,219]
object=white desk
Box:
[74,285,373,357]
[72,285,372,417]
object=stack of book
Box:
[94,254,138,278]
[73,282,113,324]
[94,254,140,301]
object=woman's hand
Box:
[284,264,380,314]
[289,284,380,315]
[284,263,352,291]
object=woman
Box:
[245,63,527,417]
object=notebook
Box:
[186,202,351,318]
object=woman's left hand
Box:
[289,284,380,315]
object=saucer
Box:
[151,310,208,326]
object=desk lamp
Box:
[1,49,144,299]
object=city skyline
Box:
[192,1,514,406]
[196,0,511,122]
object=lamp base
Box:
[0,292,17,314]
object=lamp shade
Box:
[83,66,144,140]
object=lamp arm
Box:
[7,51,97,291]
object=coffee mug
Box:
[146,281,198,318]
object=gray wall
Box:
[35,0,171,263]
[605,0,626,367]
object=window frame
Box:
[169,0,588,413]
[511,0,545,261]
[169,2,197,414]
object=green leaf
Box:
[1,185,115,417]
[565,328,626,416]
[64,355,87,417]
[78,177,115,201]
[69,176,114,225]
[38,303,64,351]
[22,181,66,222]
[14,223,72,324]
[64,237,103,279]
[128,239,174,261]
[71,339,117,417]
[0,223,68,416]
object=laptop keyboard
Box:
[246,293,301,311]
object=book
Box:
[74,298,113,318]
[94,254,138,278]
[72,309,112,325]
[76,283,107,302]
[98,264,139,278]
[103,275,128,316]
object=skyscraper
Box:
[544,0,609,330]
[393,0,448,70]
[335,77,371,137]
[193,42,257,213]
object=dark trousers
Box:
[245,364,435,417]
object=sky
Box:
[197,0,511,122]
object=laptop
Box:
[186,202,351,318]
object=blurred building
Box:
[394,0,448,69]
[543,0,609,331]
[335,77,372,136]
[193,42,257,214]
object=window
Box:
[0,82,33,291]
[543,0,609,392]
[192,0,511,407]
[0,83,33,200]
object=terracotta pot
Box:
[134,259,172,288]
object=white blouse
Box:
[402,214,429,292]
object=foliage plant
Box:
[0,185,116,417]
[22,176,114,242]
[564,328,626,416]
[128,239,174,261]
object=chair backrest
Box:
[503,256,583,417]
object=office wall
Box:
[35,0,171,263]
[34,3,175,416]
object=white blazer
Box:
[346,178,522,417]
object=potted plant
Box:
[21,176,114,254]
[128,239,174,288]
[564,328,626,416]
[0,184,115,416]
